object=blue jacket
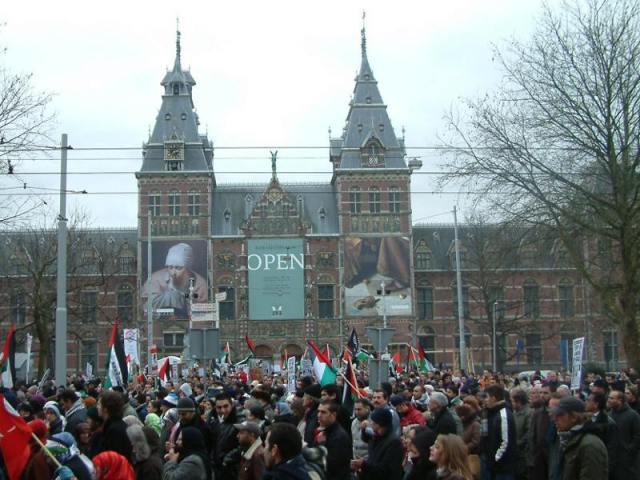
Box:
[261,454,311,480]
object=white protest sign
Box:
[287,356,296,393]
[571,337,585,391]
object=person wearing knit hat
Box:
[302,384,321,446]
[142,242,207,316]
[44,401,66,435]
[426,391,458,436]
[351,407,403,478]
[179,382,193,399]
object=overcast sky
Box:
[2,0,547,228]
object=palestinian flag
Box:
[341,359,362,416]
[103,321,128,389]
[220,341,231,364]
[356,348,372,363]
[0,394,31,480]
[158,357,170,385]
[391,352,404,374]
[233,354,253,367]
[280,349,288,370]
[307,339,337,386]
[407,346,419,372]
[0,324,16,389]
[245,335,256,355]
[417,342,435,372]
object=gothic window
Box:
[173,84,179,95]
[349,186,361,214]
[218,285,235,321]
[361,139,384,167]
[318,285,335,319]
[9,289,26,325]
[523,280,540,318]
[168,191,180,216]
[558,280,574,318]
[118,254,135,274]
[414,240,432,270]
[389,187,400,213]
[81,290,98,323]
[188,192,200,216]
[449,242,466,269]
[369,187,381,213]
[416,285,434,320]
[117,284,133,323]
[223,209,232,235]
[148,193,161,217]
[317,207,327,232]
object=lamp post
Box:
[380,281,388,329]
[492,301,498,372]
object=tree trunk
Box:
[621,312,640,371]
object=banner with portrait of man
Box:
[344,236,412,317]
[140,240,208,319]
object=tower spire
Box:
[361,10,367,57]
[174,18,182,70]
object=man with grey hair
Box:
[142,242,207,316]
[426,391,457,435]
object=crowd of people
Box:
[1,365,639,480]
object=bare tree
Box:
[0,210,126,375]
[0,27,55,225]
[441,0,640,369]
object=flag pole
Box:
[31,432,62,468]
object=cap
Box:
[550,396,586,416]
[303,384,322,400]
[370,407,392,428]
[176,398,195,412]
[592,379,608,391]
[161,393,179,407]
[390,394,408,407]
[233,421,261,436]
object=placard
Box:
[287,356,296,393]
[571,337,585,390]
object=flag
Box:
[391,352,404,373]
[280,349,288,370]
[324,344,332,365]
[233,354,253,367]
[245,335,256,354]
[407,346,419,371]
[0,394,31,480]
[347,328,360,355]
[0,324,16,389]
[104,321,128,389]
[158,357,170,384]
[356,348,372,363]
[306,339,337,386]
[417,342,435,372]
[341,359,361,416]
[220,341,231,364]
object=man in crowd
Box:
[320,383,352,436]
[371,388,401,438]
[59,389,87,439]
[351,398,371,460]
[302,384,321,446]
[607,389,640,479]
[316,400,351,480]
[585,392,618,480]
[351,408,403,480]
[262,422,311,480]
[390,394,425,428]
[484,384,517,480]
[551,396,607,480]
[426,391,457,436]
[210,392,240,480]
[234,420,265,480]
[510,388,529,480]
[527,384,551,480]
[411,384,429,411]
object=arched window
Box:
[603,328,618,371]
[416,282,434,320]
[9,289,26,325]
[349,186,361,214]
[418,326,437,364]
[415,239,432,270]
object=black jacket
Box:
[322,422,351,480]
[303,405,319,446]
[261,454,311,480]
[361,429,404,480]
[427,408,457,436]
[209,408,240,480]
[610,404,640,479]
[93,417,133,462]
[589,410,619,480]
[484,401,517,475]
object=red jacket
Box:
[400,405,426,428]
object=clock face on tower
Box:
[165,142,184,160]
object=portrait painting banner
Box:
[344,236,412,317]
[248,238,304,320]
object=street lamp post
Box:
[380,281,387,329]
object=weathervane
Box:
[270,150,278,180]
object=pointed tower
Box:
[136,28,214,239]
[331,22,415,235]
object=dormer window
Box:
[361,139,384,167]
[173,84,179,95]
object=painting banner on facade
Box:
[344,236,412,317]
[248,238,304,320]
[140,239,208,319]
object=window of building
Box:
[389,187,400,213]
[81,291,98,323]
[148,193,161,216]
[603,329,618,371]
[317,285,335,319]
[418,327,436,364]
[245,195,254,218]
[164,332,184,348]
[349,186,361,214]
[369,187,381,213]
[414,239,432,270]
[523,281,540,318]
[525,333,542,366]
[452,285,470,319]
[81,341,97,370]
[188,192,200,216]
[119,255,135,274]
[558,280,574,318]
[9,289,26,325]
[218,286,235,320]
[560,332,575,369]
[117,285,133,323]
[168,191,180,216]
[416,286,434,320]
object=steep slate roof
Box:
[211,183,339,236]
[140,30,213,173]
[331,26,407,170]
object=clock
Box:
[165,142,183,160]
[368,155,380,166]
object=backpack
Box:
[302,445,327,480]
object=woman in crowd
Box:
[162,426,210,480]
[74,422,92,456]
[93,451,136,480]
[429,434,473,480]
[403,427,437,480]
[44,401,65,435]
[126,423,163,480]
